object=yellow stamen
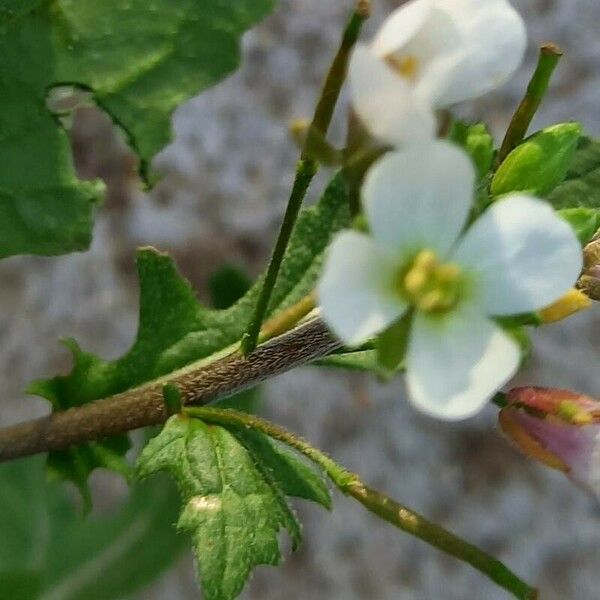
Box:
[386,54,419,80]
[435,263,461,282]
[417,290,445,312]
[398,250,464,313]
[539,288,591,324]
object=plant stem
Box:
[185,407,539,600]
[498,43,563,164]
[241,3,370,355]
[345,482,539,600]
[0,319,341,462]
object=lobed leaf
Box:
[0,0,275,258]
[137,415,331,600]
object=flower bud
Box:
[500,387,600,498]
[492,122,582,197]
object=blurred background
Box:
[1,0,600,598]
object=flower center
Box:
[397,250,463,313]
[385,53,419,81]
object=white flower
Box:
[317,141,582,420]
[349,0,527,146]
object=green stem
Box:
[498,43,563,164]
[344,482,539,600]
[185,407,539,600]
[241,3,370,355]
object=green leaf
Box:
[548,136,600,209]
[137,415,330,600]
[491,122,582,197]
[234,429,331,509]
[0,0,275,258]
[209,265,252,310]
[450,121,494,179]
[30,174,350,498]
[558,207,600,245]
[0,456,185,600]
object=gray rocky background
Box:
[2,0,600,598]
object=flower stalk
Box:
[241,2,370,356]
[498,44,563,164]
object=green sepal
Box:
[495,313,543,329]
[557,208,600,245]
[504,326,532,366]
[376,312,413,378]
[491,122,582,197]
[450,121,494,179]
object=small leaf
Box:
[558,207,600,244]
[137,416,330,600]
[492,122,582,197]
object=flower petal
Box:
[423,0,527,105]
[348,45,436,147]
[317,231,407,346]
[452,195,583,316]
[371,0,433,58]
[406,308,520,420]
[363,140,475,257]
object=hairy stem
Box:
[0,319,341,462]
[241,2,370,355]
[498,43,563,164]
[185,407,538,600]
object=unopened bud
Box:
[500,387,600,499]
[492,122,582,197]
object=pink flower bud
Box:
[500,387,600,498]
